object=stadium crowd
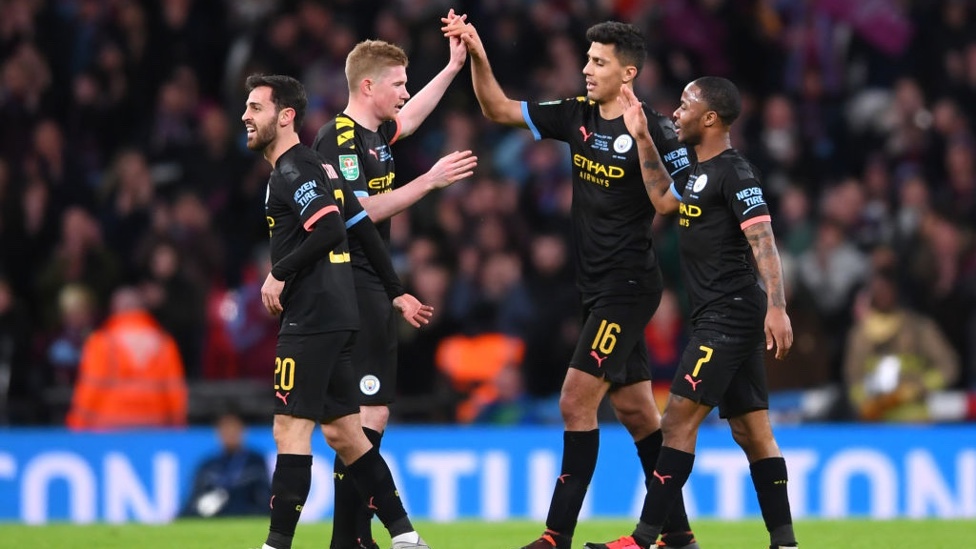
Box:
[0,0,973,425]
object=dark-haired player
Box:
[242,73,434,549]
[442,16,699,549]
[595,77,798,549]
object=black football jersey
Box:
[265,144,360,334]
[675,149,771,323]
[522,97,691,293]
[313,114,400,292]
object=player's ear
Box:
[622,65,638,84]
[703,110,718,128]
[279,107,295,127]
[360,77,373,96]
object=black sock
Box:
[633,446,695,547]
[544,429,599,546]
[636,432,694,546]
[355,428,383,544]
[346,445,412,537]
[331,452,357,548]
[751,457,796,546]
[266,454,313,549]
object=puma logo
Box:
[557,473,571,484]
[579,126,594,141]
[589,350,607,368]
[275,391,290,405]
[684,374,702,391]
[369,148,379,160]
[269,495,275,509]
[652,470,672,484]
[367,496,378,510]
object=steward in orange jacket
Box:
[67,287,187,430]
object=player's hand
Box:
[444,9,468,69]
[426,149,478,189]
[617,85,651,142]
[261,273,285,316]
[441,13,485,59]
[765,306,793,360]
[393,293,434,328]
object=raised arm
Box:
[442,15,525,127]
[397,10,468,138]
[618,85,681,215]
[743,221,793,359]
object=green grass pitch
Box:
[2,518,972,548]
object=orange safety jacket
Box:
[67,310,187,430]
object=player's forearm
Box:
[347,218,405,300]
[271,214,345,280]
[744,222,787,308]
[634,138,680,215]
[470,55,522,126]
[357,175,433,222]
[398,64,463,138]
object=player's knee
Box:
[612,400,660,434]
[729,418,773,455]
[272,416,313,454]
[660,407,696,443]
[360,405,389,431]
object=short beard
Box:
[247,124,276,152]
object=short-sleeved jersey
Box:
[265,144,361,335]
[313,114,401,292]
[675,148,771,323]
[522,97,691,293]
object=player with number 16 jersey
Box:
[524,97,691,294]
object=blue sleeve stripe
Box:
[669,182,683,201]
[353,191,369,198]
[521,102,542,141]
[345,210,368,229]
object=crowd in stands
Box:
[0,0,973,426]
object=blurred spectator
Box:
[39,283,98,388]
[36,206,120,330]
[0,274,33,423]
[844,268,959,422]
[435,332,525,423]
[99,149,155,273]
[205,248,277,380]
[66,286,187,430]
[396,256,458,422]
[179,411,270,518]
[138,238,205,379]
[521,232,578,401]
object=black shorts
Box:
[570,290,662,386]
[671,288,769,418]
[272,331,360,422]
[351,287,398,405]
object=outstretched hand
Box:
[444,9,467,69]
[617,85,651,142]
[393,293,434,328]
[441,11,485,59]
[427,149,478,189]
